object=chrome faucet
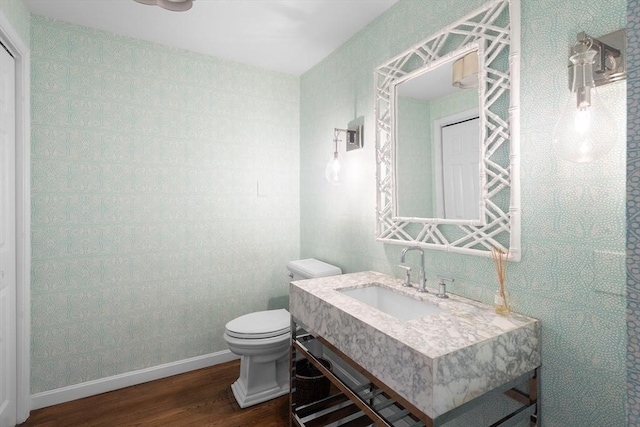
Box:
[400,246,427,293]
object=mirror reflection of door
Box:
[440,117,479,220]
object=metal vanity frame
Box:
[290,317,539,427]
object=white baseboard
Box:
[31,350,240,410]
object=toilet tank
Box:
[287,258,342,281]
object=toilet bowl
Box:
[223,258,341,408]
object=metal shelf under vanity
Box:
[289,317,539,427]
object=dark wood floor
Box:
[19,360,290,427]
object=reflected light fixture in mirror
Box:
[552,30,626,163]
[134,0,193,12]
[325,126,364,185]
[452,51,479,88]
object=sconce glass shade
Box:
[552,49,617,163]
[325,151,342,185]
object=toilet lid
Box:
[225,309,291,339]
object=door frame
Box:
[432,107,479,219]
[0,11,31,424]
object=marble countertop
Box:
[289,271,540,419]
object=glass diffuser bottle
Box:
[491,248,510,316]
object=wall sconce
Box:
[325,123,364,185]
[452,51,479,89]
[552,30,626,163]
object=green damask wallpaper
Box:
[396,96,432,217]
[300,0,626,426]
[30,15,300,393]
[25,0,630,425]
[0,0,30,45]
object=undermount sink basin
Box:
[339,284,442,321]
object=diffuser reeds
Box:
[491,248,510,315]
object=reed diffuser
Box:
[491,248,510,315]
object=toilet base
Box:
[231,378,289,408]
[227,347,290,408]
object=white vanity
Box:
[289,272,540,427]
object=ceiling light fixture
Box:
[134,0,193,12]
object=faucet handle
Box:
[436,276,454,299]
[399,265,412,287]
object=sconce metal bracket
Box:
[569,29,626,89]
[343,116,364,151]
[344,126,363,151]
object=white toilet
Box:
[223,258,342,408]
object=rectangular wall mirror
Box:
[375,0,521,260]
[394,46,482,222]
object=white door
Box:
[441,117,480,220]
[0,44,16,427]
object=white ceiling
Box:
[397,62,457,101]
[24,0,398,76]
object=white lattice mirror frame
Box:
[374,0,521,261]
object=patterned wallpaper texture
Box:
[396,96,432,217]
[628,0,640,424]
[300,0,626,426]
[0,0,30,46]
[30,15,300,393]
